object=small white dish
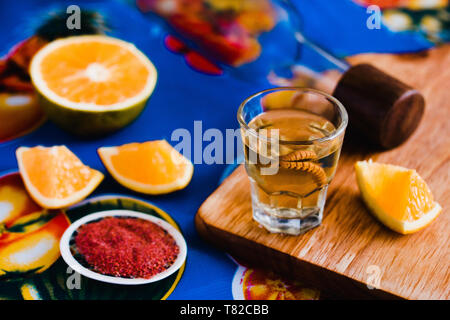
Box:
[60,209,187,285]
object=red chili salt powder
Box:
[75,217,180,279]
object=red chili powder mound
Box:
[75,217,180,279]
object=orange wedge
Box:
[16,146,103,209]
[98,140,193,195]
[355,160,441,234]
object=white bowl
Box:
[60,209,187,285]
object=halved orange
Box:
[16,146,103,208]
[98,140,193,195]
[355,160,442,234]
[29,35,157,136]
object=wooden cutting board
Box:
[196,45,450,300]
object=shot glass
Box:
[237,88,348,235]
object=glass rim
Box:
[237,87,348,145]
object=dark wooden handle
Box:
[333,63,425,149]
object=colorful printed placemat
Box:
[0,174,183,300]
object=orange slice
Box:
[98,140,193,195]
[355,160,442,234]
[30,35,156,109]
[29,35,157,136]
[16,146,103,209]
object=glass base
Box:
[250,184,327,236]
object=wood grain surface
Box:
[196,45,450,300]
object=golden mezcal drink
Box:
[238,88,347,235]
